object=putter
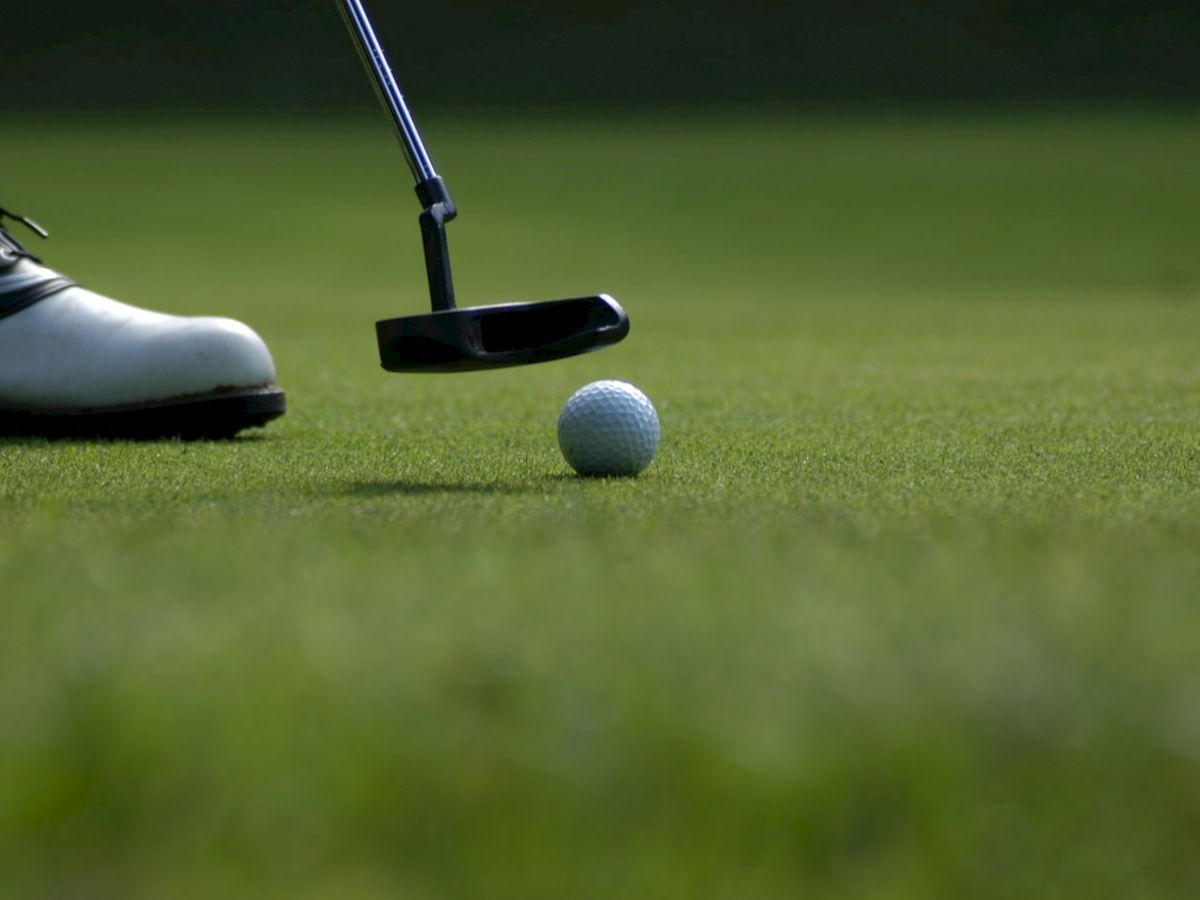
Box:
[337,0,629,373]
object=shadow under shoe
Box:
[0,387,285,440]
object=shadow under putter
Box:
[338,0,629,373]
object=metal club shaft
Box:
[336,0,438,184]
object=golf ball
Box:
[557,380,660,477]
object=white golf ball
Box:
[557,380,660,477]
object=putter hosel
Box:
[416,176,457,311]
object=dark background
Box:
[4,1,1199,111]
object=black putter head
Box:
[373,178,630,373]
[376,293,628,373]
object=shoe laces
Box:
[0,207,49,266]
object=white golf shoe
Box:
[0,208,285,438]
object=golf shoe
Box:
[0,207,285,438]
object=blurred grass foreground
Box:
[1,109,1199,897]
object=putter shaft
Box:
[337,0,438,184]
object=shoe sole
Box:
[0,386,286,440]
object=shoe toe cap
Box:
[0,286,280,409]
[156,316,278,396]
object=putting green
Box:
[2,111,1199,898]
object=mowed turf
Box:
[2,111,1199,898]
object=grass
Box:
[2,109,1199,898]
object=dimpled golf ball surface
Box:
[558,380,660,477]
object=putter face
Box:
[376,293,629,373]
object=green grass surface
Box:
[3,110,1199,897]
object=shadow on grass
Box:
[0,434,269,446]
[342,479,544,498]
[339,470,632,498]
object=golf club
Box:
[336,0,630,373]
